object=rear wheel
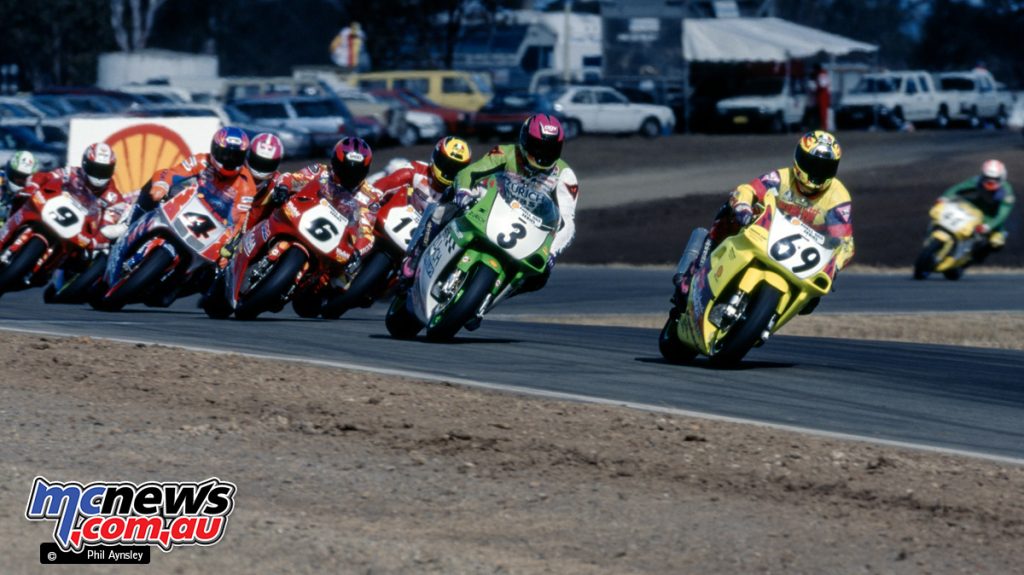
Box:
[201,272,233,319]
[97,248,174,311]
[322,251,394,319]
[234,248,307,320]
[935,106,950,129]
[0,236,46,296]
[425,265,497,341]
[913,238,944,280]
[709,286,782,367]
[658,311,698,364]
[943,267,965,281]
[385,293,423,339]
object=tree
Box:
[110,0,169,51]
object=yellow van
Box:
[348,70,492,112]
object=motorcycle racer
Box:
[675,130,854,310]
[400,115,578,294]
[20,143,128,251]
[242,132,286,225]
[0,151,38,225]
[273,137,380,260]
[941,159,1015,262]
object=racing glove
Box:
[268,185,291,207]
[733,202,754,226]
[975,223,991,235]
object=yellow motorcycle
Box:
[660,194,840,366]
[913,198,985,281]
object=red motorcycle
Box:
[320,186,423,318]
[96,178,232,311]
[205,183,362,320]
[0,179,107,300]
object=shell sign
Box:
[67,117,222,193]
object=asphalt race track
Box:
[1,266,1021,462]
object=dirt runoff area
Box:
[2,330,1023,574]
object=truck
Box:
[714,76,807,133]
[836,70,949,130]
[934,69,1013,128]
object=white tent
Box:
[683,17,877,63]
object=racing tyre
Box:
[913,239,943,280]
[385,293,423,339]
[96,248,174,311]
[322,251,394,319]
[709,286,782,367]
[942,267,964,281]
[291,292,323,318]
[426,265,496,341]
[659,311,698,364]
[0,236,46,296]
[201,272,233,319]
[45,254,108,304]
[234,247,307,320]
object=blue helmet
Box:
[210,126,250,177]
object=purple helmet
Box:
[330,137,373,190]
[518,114,564,173]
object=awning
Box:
[683,17,877,63]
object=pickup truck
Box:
[715,76,807,133]
[836,70,949,130]
[934,70,1013,128]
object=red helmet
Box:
[330,137,372,190]
[247,133,284,181]
[979,159,1007,192]
[81,142,117,190]
[518,114,564,173]
[210,126,249,177]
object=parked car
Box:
[836,71,948,130]
[229,96,363,153]
[349,70,492,112]
[366,91,446,145]
[0,125,63,170]
[130,103,316,159]
[935,70,1012,128]
[715,76,807,133]
[470,92,571,141]
[549,85,675,137]
[370,89,470,136]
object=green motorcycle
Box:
[385,172,559,341]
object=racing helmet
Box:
[793,130,841,195]
[430,136,472,187]
[4,150,38,193]
[246,133,284,181]
[330,137,373,190]
[210,126,250,178]
[81,143,117,190]
[979,159,1007,192]
[518,114,564,173]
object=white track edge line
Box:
[2,323,1022,467]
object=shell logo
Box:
[104,124,192,193]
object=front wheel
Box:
[425,265,497,341]
[97,248,174,311]
[45,254,109,304]
[709,286,782,367]
[0,237,47,296]
[321,251,394,319]
[234,247,307,320]
[639,117,661,138]
[913,238,944,280]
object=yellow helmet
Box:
[793,130,841,195]
[430,137,472,187]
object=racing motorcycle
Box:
[659,193,840,366]
[95,177,230,311]
[320,185,424,319]
[0,180,108,301]
[204,183,362,320]
[385,172,559,341]
[913,198,985,281]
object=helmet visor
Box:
[247,153,280,176]
[84,160,115,181]
[981,177,1001,192]
[795,152,839,186]
[214,147,247,171]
